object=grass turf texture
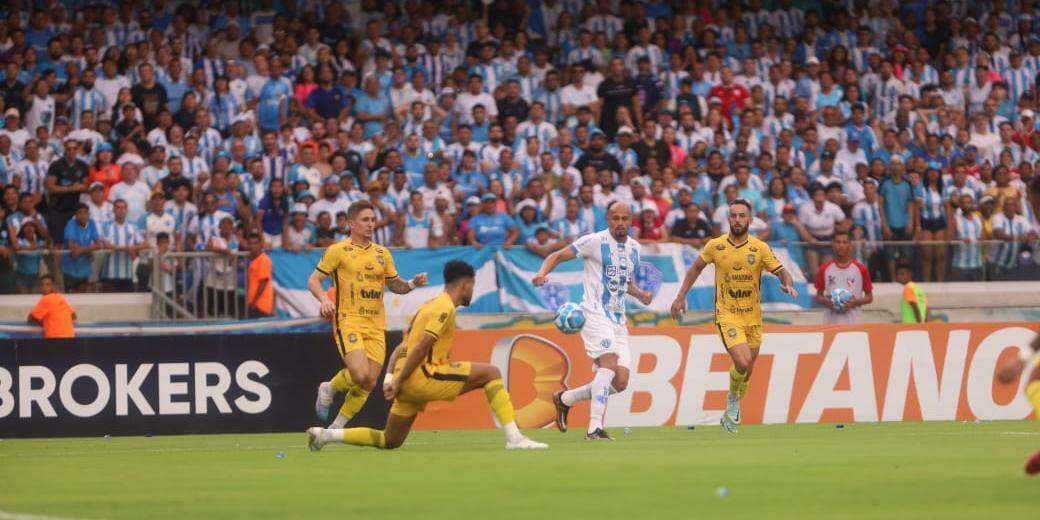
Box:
[1,421,1038,519]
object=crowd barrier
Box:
[1,323,1036,438]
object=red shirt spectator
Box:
[707,69,749,119]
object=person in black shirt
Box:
[675,77,706,120]
[130,63,168,132]
[0,62,26,114]
[573,130,622,175]
[44,139,88,242]
[159,155,192,199]
[496,79,529,121]
[632,118,670,168]
[596,58,639,138]
[667,202,712,248]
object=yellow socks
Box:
[337,386,370,423]
[330,369,353,393]
[729,366,749,399]
[1027,381,1040,418]
[484,378,516,426]
[342,427,386,449]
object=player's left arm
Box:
[763,244,798,299]
[383,251,427,294]
[848,261,874,309]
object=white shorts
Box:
[579,310,631,369]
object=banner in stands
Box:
[411,323,1039,430]
[271,244,812,318]
[0,333,397,438]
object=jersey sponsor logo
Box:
[726,273,754,282]
[365,263,375,270]
[732,264,744,271]
[749,246,758,253]
[356,273,364,281]
[359,288,382,300]
[600,338,612,349]
[606,265,618,277]
[727,288,754,299]
[715,243,726,250]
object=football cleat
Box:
[720,413,738,433]
[552,390,570,432]
[1025,449,1040,475]
[315,382,334,422]
[726,394,742,425]
[585,428,614,441]
[307,427,327,452]
[506,437,549,450]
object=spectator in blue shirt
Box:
[353,75,390,139]
[769,204,815,273]
[467,193,518,248]
[61,203,100,292]
[514,198,545,243]
[878,156,917,278]
[257,57,292,132]
[303,65,347,121]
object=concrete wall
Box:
[0,293,152,323]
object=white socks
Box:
[587,368,616,433]
[330,413,349,428]
[503,421,524,443]
[321,428,343,444]
[561,382,619,406]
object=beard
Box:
[730,222,747,236]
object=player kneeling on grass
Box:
[308,260,548,451]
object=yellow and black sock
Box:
[484,378,516,426]
[729,366,748,399]
[1027,380,1040,418]
[342,427,386,449]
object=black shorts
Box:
[920,217,946,232]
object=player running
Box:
[670,198,798,433]
[533,203,653,440]
[307,260,547,450]
[308,200,428,429]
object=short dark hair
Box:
[443,260,475,285]
[346,200,375,220]
[729,198,753,212]
[833,230,851,241]
[40,274,54,283]
[895,261,914,272]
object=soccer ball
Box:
[554,302,586,334]
[829,288,854,312]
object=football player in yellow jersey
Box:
[670,199,798,433]
[307,260,548,450]
[308,200,428,429]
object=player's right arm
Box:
[309,245,342,320]
[670,256,708,319]
[388,333,435,400]
[531,243,578,287]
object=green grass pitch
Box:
[1,421,1038,519]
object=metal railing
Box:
[150,250,253,321]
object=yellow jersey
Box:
[398,293,457,369]
[316,239,399,330]
[699,234,785,325]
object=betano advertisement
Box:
[413,323,1040,430]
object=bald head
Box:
[607,201,633,242]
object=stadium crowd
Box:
[0,0,1039,296]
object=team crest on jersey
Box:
[347,332,359,343]
[376,255,385,265]
[747,253,756,265]
[727,328,737,338]
[439,312,448,323]
[600,338,612,349]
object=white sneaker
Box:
[315,382,334,422]
[307,427,327,452]
[726,395,742,425]
[506,437,548,450]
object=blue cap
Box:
[295,190,316,201]
[323,174,340,185]
[214,150,231,160]
[481,192,498,202]
[96,142,113,153]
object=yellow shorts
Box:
[333,319,386,364]
[716,321,762,350]
[389,362,472,417]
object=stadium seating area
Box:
[0,0,1038,296]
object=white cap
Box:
[617,126,635,136]
[806,56,820,65]
[1023,109,1035,119]
[515,198,537,213]
[291,203,308,214]
[4,108,18,117]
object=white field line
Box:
[0,510,100,520]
